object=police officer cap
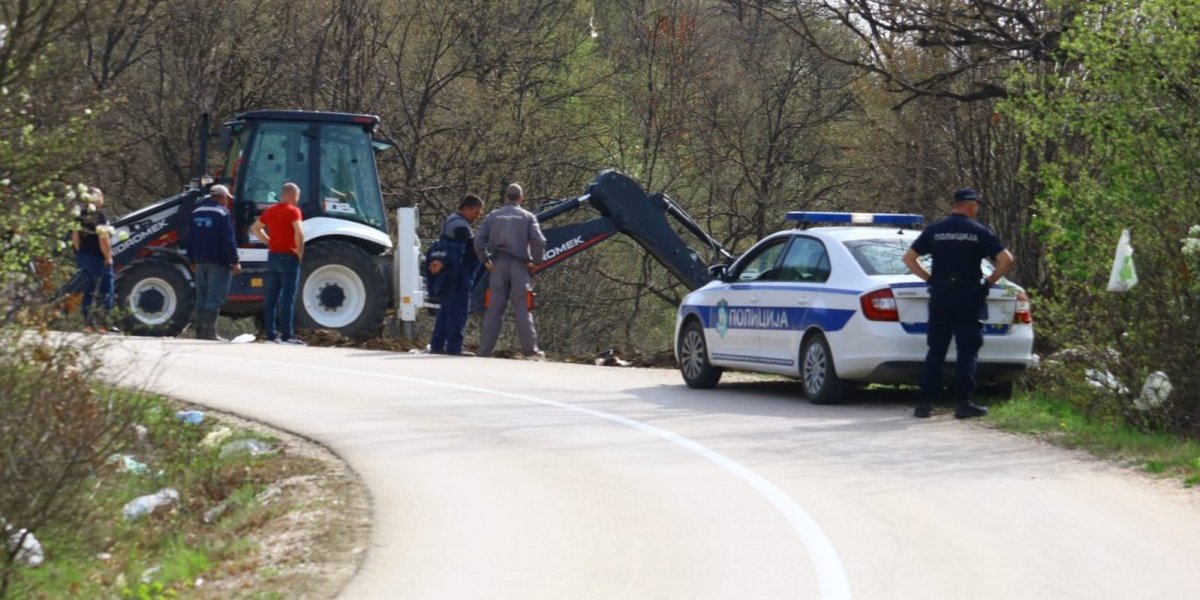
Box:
[953,188,981,203]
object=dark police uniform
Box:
[429,212,478,354]
[909,210,1005,414]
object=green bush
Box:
[1008,0,1200,433]
[0,329,146,597]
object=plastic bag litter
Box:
[107,454,149,474]
[1107,229,1138,292]
[1084,368,1129,394]
[1136,371,1172,411]
[200,426,233,449]
[6,528,44,568]
[219,439,276,459]
[122,488,180,521]
[230,333,256,344]
[174,410,204,425]
[134,424,149,445]
[140,565,161,583]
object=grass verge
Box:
[991,392,1200,487]
[7,389,367,599]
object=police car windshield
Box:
[845,238,996,277]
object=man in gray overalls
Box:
[474,183,547,358]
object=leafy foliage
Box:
[1006,0,1200,432]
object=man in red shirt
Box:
[250,182,306,344]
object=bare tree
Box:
[80,0,163,91]
[729,0,1067,108]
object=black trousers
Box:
[919,290,984,404]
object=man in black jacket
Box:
[187,185,241,340]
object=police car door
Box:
[757,236,833,372]
[709,238,789,368]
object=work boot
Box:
[913,402,933,419]
[195,311,217,340]
[954,402,989,419]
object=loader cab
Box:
[217,111,388,241]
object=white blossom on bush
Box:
[1183,226,1200,258]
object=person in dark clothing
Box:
[903,188,1015,419]
[429,194,484,355]
[71,187,114,332]
[186,185,241,341]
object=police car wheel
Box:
[296,241,387,339]
[800,332,846,404]
[115,260,195,337]
[678,320,722,389]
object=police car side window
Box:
[778,237,831,282]
[735,239,787,282]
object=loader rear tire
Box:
[296,241,387,339]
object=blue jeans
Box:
[263,253,300,340]
[194,263,232,315]
[919,291,985,404]
[430,288,470,353]
[75,253,113,326]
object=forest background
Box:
[1,0,1197,433]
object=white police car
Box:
[674,212,1035,403]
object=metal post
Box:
[394,207,427,334]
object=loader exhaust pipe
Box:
[192,112,209,189]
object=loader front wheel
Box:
[116,260,194,337]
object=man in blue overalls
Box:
[187,185,241,341]
[429,194,484,355]
[903,188,1014,419]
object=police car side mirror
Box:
[709,264,731,282]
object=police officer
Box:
[474,183,547,358]
[429,194,484,355]
[903,188,1014,419]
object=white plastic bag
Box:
[1107,229,1138,292]
[122,488,180,521]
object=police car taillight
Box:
[1015,291,1032,324]
[860,289,899,321]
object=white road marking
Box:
[189,352,853,600]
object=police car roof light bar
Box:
[786,212,924,227]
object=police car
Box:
[674,212,1035,403]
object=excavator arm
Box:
[529,170,732,290]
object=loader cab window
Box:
[316,124,386,232]
[240,122,313,207]
[218,124,246,185]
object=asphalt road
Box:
[102,338,1200,600]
